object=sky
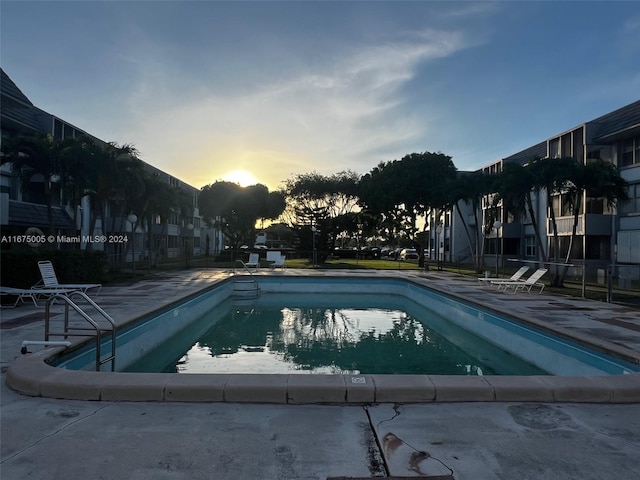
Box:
[2,1,639,191]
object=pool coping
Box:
[6,272,640,404]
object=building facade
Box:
[429,100,640,278]
[1,68,223,262]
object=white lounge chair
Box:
[266,251,286,270]
[34,260,102,295]
[479,266,529,285]
[1,286,74,308]
[493,268,548,294]
[245,253,260,271]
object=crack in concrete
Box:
[365,405,456,478]
[363,405,391,477]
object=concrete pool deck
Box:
[2,268,640,478]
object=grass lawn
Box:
[286,258,422,270]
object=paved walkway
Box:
[2,269,639,479]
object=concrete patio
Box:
[2,269,639,479]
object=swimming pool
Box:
[122,293,548,376]
[52,276,639,377]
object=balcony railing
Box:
[547,214,612,236]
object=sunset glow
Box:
[222,169,259,187]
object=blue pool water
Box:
[51,276,640,376]
[123,293,547,375]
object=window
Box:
[54,119,63,140]
[549,138,560,158]
[586,146,602,160]
[525,236,536,257]
[620,183,640,215]
[561,132,572,157]
[620,135,640,167]
[586,197,605,214]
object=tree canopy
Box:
[199,181,285,249]
[359,151,457,245]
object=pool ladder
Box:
[43,291,117,371]
[232,260,261,299]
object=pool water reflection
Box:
[124,293,547,376]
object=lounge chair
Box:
[266,251,286,270]
[493,268,548,294]
[245,253,260,271]
[478,266,529,285]
[1,286,74,308]
[34,260,102,295]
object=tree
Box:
[283,171,360,259]
[199,181,284,250]
[560,159,628,282]
[358,162,405,246]
[1,133,76,234]
[136,173,192,265]
[83,141,144,244]
[56,135,95,226]
[527,157,578,286]
[359,152,457,264]
[448,171,495,272]
[494,161,549,265]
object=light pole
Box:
[311,225,317,267]
[127,213,138,278]
[356,222,363,265]
[493,220,502,277]
[436,225,443,271]
[185,223,194,268]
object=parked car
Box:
[400,248,419,260]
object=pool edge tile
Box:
[6,351,58,398]
[372,375,436,403]
[345,375,375,403]
[287,375,346,404]
[484,376,554,402]
[99,372,172,401]
[537,375,613,402]
[165,374,228,402]
[587,373,640,403]
[430,375,495,402]
[39,369,104,401]
[224,374,288,403]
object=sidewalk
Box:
[2,269,639,479]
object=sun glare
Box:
[222,169,259,187]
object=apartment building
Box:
[430,100,640,277]
[0,68,218,261]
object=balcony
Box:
[547,214,612,236]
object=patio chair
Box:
[245,253,260,271]
[493,268,548,294]
[34,260,102,295]
[478,266,529,285]
[266,251,286,270]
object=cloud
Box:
[124,28,473,188]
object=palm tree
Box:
[494,161,548,264]
[1,133,67,234]
[56,135,95,227]
[560,159,629,282]
[84,142,142,245]
[528,157,581,286]
[448,171,495,272]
